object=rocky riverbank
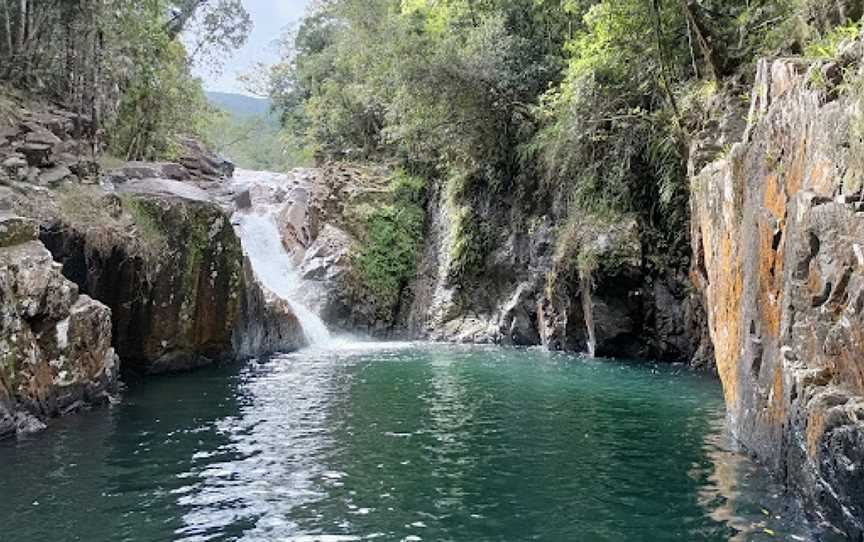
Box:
[0,95,306,435]
[251,38,864,535]
[0,214,118,438]
[1,32,863,538]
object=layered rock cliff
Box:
[691,49,864,535]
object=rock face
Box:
[233,257,306,358]
[258,163,710,361]
[0,216,118,438]
[405,179,712,364]
[105,138,235,186]
[691,55,864,536]
[248,165,409,335]
[41,180,245,374]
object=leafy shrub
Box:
[804,20,862,58]
[355,171,427,310]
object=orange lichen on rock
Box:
[786,136,808,197]
[769,364,786,423]
[763,173,785,220]
[808,159,834,196]
[709,231,744,408]
[805,404,827,459]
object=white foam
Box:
[233,210,333,347]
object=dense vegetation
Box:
[3,0,860,297]
[0,0,250,160]
[203,92,310,171]
[265,0,861,284]
[355,170,426,316]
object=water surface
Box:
[0,345,824,541]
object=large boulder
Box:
[42,180,245,374]
[691,54,864,536]
[0,237,118,438]
[178,138,234,180]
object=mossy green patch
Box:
[444,170,493,284]
[354,170,427,315]
[117,195,170,257]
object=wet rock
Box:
[233,189,252,211]
[691,55,864,536]
[233,257,306,358]
[499,283,540,346]
[299,224,366,330]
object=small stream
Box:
[0,345,829,541]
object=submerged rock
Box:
[0,239,118,438]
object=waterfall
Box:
[233,211,333,347]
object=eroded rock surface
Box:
[405,176,710,363]
[42,182,245,374]
[0,217,118,438]
[692,53,864,536]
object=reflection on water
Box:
[0,344,831,541]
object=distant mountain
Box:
[205,91,272,118]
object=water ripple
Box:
[0,344,835,541]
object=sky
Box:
[196,0,313,95]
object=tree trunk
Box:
[2,0,13,57]
[677,0,720,81]
[649,0,682,125]
[17,0,26,49]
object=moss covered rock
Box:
[42,180,244,374]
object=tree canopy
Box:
[259,0,854,280]
[0,0,251,160]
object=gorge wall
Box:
[279,38,864,534]
[692,50,864,535]
[281,163,713,366]
[2,28,864,537]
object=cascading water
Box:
[231,169,333,348]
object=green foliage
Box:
[804,20,862,58]
[355,170,427,310]
[272,0,864,292]
[205,109,310,171]
[444,170,494,283]
[0,0,250,162]
[108,37,210,160]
